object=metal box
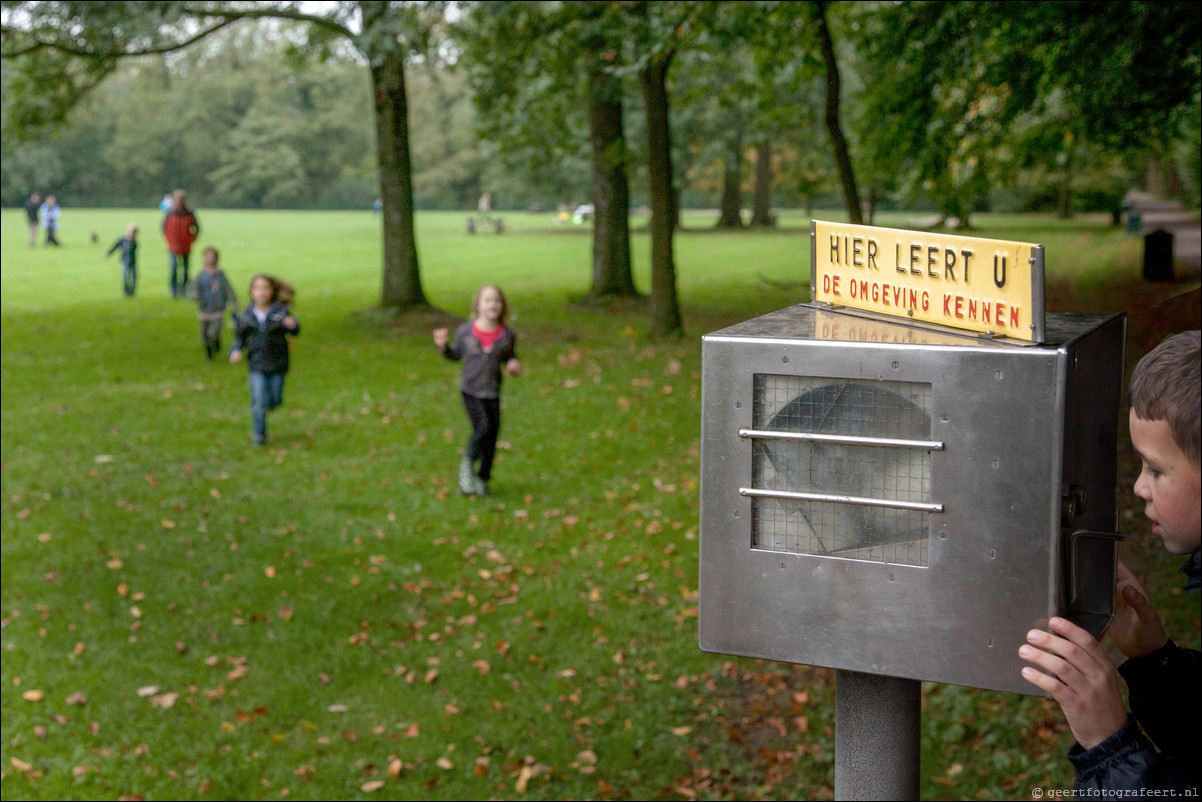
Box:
[699,304,1126,694]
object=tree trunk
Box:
[587,44,637,298]
[750,140,774,227]
[1057,148,1074,219]
[365,3,427,310]
[812,1,862,224]
[715,135,744,228]
[641,54,683,339]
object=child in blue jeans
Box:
[230,275,299,446]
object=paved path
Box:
[1126,190,1201,278]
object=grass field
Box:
[2,206,1198,800]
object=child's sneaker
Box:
[473,476,489,496]
[458,457,475,495]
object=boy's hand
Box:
[506,358,521,376]
[1019,617,1127,750]
[284,315,297,329]
[229,349,242,364]
[432,328,449,350]
[1108,561,1169,659]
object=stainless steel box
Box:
[699,304,1126,694]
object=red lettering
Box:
[1009,306,1020,328]
[996,302,1005,327]
[922,291,930,312]
[943,294,952,315]
[969,298,978,320]
[859,279,869,298]
[872,282,880,303]
[955,295,964,319]
[833,275,841,296]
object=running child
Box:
[186,246,238,360]
[230,275,299,446]
[433,284,521,496]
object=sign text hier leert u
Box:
[810,220,1045,342]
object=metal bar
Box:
[739,487,944,513]
[1029,245,1046,343]
[739,428,944,451]
[835,670,921,801]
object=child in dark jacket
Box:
[230,275,299,446]
[185,247,238,360]
[1020,330,1200,795]
[106,223,138,296]
[432,284,521,496]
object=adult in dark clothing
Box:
[1021,331,1200,796]
[24,193,41,248]
[163,189,200,299]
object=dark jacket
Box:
[1069,551,1200,794]
[231,303,299,375]
[441,322,517,399]
[188,270,237,314]
[107,236,137,267]
[163,207,199,255]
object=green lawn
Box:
[2,207,1196,800]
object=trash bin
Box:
[1143,229,1174,281]
[1125,211,1142,235]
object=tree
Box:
[1,0,440,311]
[457,0,637,300]
[855,1,1201,223]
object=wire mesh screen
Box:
[750,375,934,566]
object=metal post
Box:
[835,669,921,801]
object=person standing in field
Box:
[38,195,61,246]
[163,189,200,299]
[230,275,299,446]
[432,284,521,496]
[185,246,238,360]
[24,192,41,248]
[106,223,139,296]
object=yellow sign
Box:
[810,221,1045,342]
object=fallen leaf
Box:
[65,692,87,706]
[361,780,385,792]
[21,689,44,702]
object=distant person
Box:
[24,192,41,247]
[38,195,61,246]
[477,192,492,219]
[230,275,299,446]
[185,246,238,361]
[372,197,383,214]
[432,284,521,496]
[105,223,139,297]
[163,189,200,299]
[1020,330,1200,795]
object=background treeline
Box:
[2,1,1199,215]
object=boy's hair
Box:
[1129,330,1200,467]
[471,284,509,325]
[250,274,295,306]
[204,246,218,262]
